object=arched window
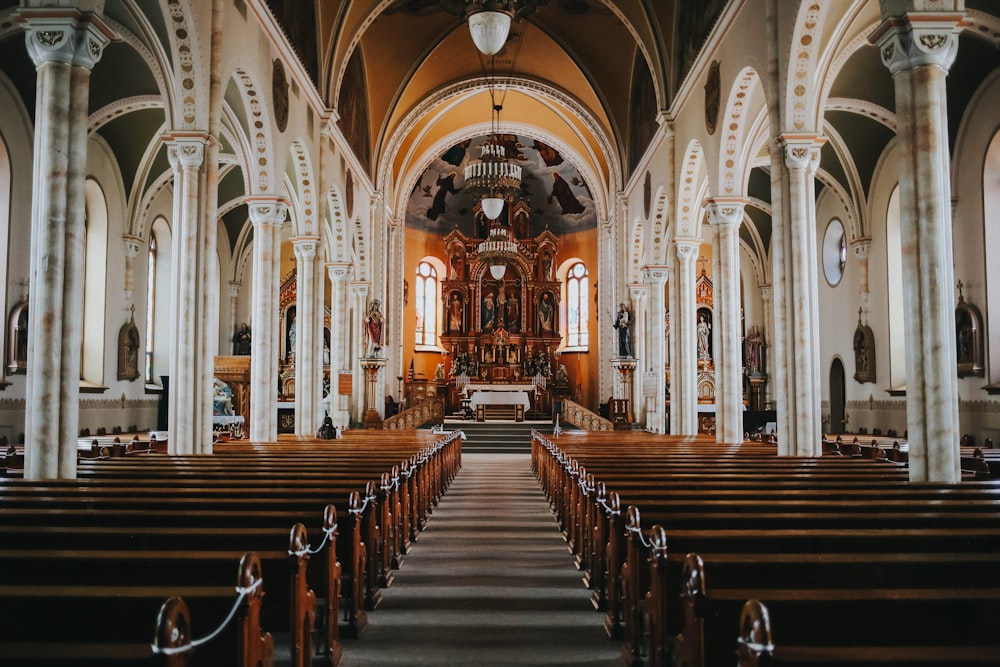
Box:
[82,179,108,385]
[145,235,156,382]
[415,260,439,347]
[566,261,589,349]
[822,218,847,286]
[886,186,905,390]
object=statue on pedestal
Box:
[613,302,632,358]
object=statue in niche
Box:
[697,313,711,359]
[955,281,984,378]
[744,325,764,375]
[614,302,633,358]
[537,291,555,334]
[365,299,385,357]
[481,289,496,331]
[117,307,141,382]
[448,292,464,333]
[853,309,877,384]
[233,323,252,355]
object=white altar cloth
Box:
[469,391,531,408]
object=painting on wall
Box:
[405,133,598,237]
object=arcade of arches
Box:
[0,0,998,483]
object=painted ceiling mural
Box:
[405,133,598,237]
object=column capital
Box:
[292,236,321,261]
[628,283,647,303]
[851,236,872,261]
[674,239,701,262]
[327,263,354,282]
[642,265,670,285]
[759,283,772,301]
[121,234,144,259]
[165,132,211,170]
[245,196,289,227]
[779,134,825,172]
[705,197,747,228]
[228,281,241,298]
[18,10,113,69]
[350,282,370,299]
[870,10,965,74]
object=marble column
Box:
[707,199,746,444]
[122,235,144,306]
[642,268,669,433]
[292,237,321,436]
[246,197,287,442]
[165,134,216,455]
[773,135,824,456]
[350,282,370,423]
[758,283,773,400]
[20,10,111,479]
[872,6,964,483]
[327,263,353,428]
[672,241,700,435]
[628,283,647,423]
[227,282,241,354]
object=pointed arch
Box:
[719,67,765,197]
[649,185,670,265]
[287,140,318,237]
[227,63,276,195]
[163,0,209,130]
[327,185,351,264]
[675,141,709,239]
[629,218,645,284]
[784,1,832,133]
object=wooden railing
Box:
[383,398,445,430]
[559,399,613,431]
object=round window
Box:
[822,219,847,286]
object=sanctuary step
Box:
[443,419,552,454]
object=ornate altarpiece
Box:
[437,200,562,415]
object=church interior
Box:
[3,0,1000,664]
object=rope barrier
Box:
[288,523,339,557]
[151,577,262,656]
[625,521,653,549]
[348,493,375,516]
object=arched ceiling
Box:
[302,0,699,208]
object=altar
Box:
[463,384,533,422]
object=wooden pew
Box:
[531,431,1000,666]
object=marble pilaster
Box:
[642,267,669,434]
[246,197,287,442]
[672,240,700,435]
[628,283,647,423]
[122,235,144,306]
[852,238,872,319]
[20,10,111,479]
[350,282,370,423]
[165,134,216,455]
[774,134,824,456]
[872,6,964,482]
[292,237,321,436]
[327,263,353,428]
[707,199,746,444]
[227,282,241,354]
[758,284,773,395]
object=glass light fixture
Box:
[468,9,512,56]
[480,197,505,221]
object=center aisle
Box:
[341,452,621,666]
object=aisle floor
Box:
[340,453,621,666]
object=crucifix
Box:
[698,255,709,276]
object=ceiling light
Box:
[468,8,512,56]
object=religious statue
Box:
[537,291,555,334]
[448,292,463,332]
[365,299,385,357]
[614,302,633,358]
[287,313,297,362]
[697,314,711,358]
[482,291,496,331]
[213,378,234,416]
[434,362,446,381]
[854,327,868,375]
[555,362,569,384]
[504,288,521,332]
[233,323,251,355]
[745,325,764,375]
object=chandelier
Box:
[477,227,518,279]
[464,118,522,222]
[441,1,546,56]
